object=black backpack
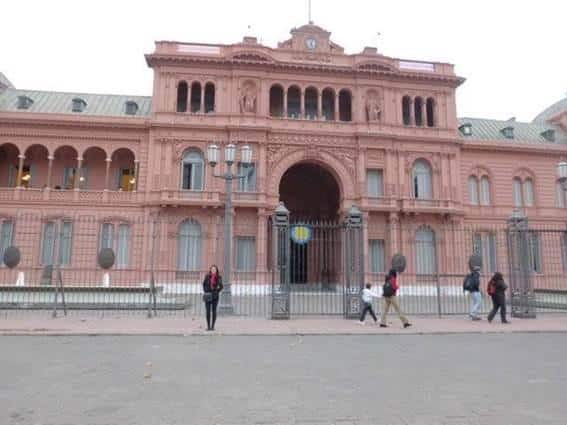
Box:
[463,273,475,291]
[382,280,395,297]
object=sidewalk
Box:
[1,314,567,336]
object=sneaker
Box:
[379,324,388,328]
[403,323,412,328]
[502,320,510,324]
[358,321,365,325]
[472,316,482,321]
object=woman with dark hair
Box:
[202,265,223,331]
[487,271,509,323]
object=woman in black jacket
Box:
[487,272,510,323]
[202,265,223,331]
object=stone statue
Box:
[366,96,381,122]
[240,83,257,114]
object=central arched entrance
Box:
[279,162,340,220]
[278,162,342,286]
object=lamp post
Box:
[207,142,253,314]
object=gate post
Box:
[344,205,364,319]
[506,209,536,318]
[271,202,291,319]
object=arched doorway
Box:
[278,162,342,286]
[279,162,340,221]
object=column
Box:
[16,154,25,188]
[73,157,83,190]
[134,159,140,191]
[46,155,54,188]
[334,93,339,121]
[283,90,288,118]
[420,100,426,127]
[317,91,322,119]
[256,209,269,284]
[200,85,205,113]
[300,89,305,118]
[388,212,400,256]
[104,158,112,190]
[409,98,415,126]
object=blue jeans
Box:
[469,292,482,318]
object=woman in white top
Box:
[359,283,379,324]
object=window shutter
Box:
[416,227,436,274]
[117,224,130,268]
[59,221,72,266]
[513,179,523,207]
[557,182,565,207]
[369,240,385,273]
[101,223,114,250]
[0,220,14,266]
[367,170,383,197]
[480,177,491,205]
[236,237,256,271]
[524,179,534,207]
[468,177,479,205]
[41,222,56,265]
[192,161,203,190]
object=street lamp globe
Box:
[207,144,219,167]
[225,144,236,165]
[241,145,252,165]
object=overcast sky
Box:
[2,0,565,121]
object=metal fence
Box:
[0,211,566,318]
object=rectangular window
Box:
[41,222,56,265]
[235,236,256,271]
[0,220,14,266]
[59,221,73,266]
[513,179,523,207]
[562,233,567,272]
[116,224,130,268]
[366,169,383,198]
[100,223,114,250]
[118,168,134,191]
[182,162,204,190]
[369,239,385,273]
[472,232,497,273]
[63,167,87,189]
[238,163,256,192]
[528,232,542,273]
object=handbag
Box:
[203,292,213,302]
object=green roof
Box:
[458,117,567,144]
[0,88,151,117]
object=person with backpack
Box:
[463,266,482,320]
[487,271,510,323]
[380,269,411,328]
[358,283,379,325]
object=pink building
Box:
[0,23,566,305]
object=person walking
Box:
[202,265,223,331]
[358,283,379,325]
[380,269,411,328]
[463,266,482,320]
[487,271,510,324]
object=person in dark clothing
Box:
[465,266,482,320]
[487,271,510,324]
[202,265,223,331]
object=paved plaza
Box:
[1,332,566,425]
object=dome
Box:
[533,97,567,123]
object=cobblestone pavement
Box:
[1,334,566,425]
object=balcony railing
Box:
[0,187,141,204]
[401,197,460,213]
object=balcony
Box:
[400,197,462,215]
[145,190,221,207]
[0,187,142,204]
[361,196,399,211]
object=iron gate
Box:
[271,203,364,319]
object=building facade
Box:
[1,23,566,289]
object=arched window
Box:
[181,150,204,190]
[468,176,479,205]
[204,83,215,113]
[523,178,534,207]
[412,159,432,199]
[416,226,437,274]
[269,85,284,117]
[414,97,423,126]
[287,86,301,118]
[402,96,411,126]
[513,178,523,207]
[480,176,491,206]
[304,87,318,119]
[322,88,335,120]
[177,219,202,271]
[426,97,435,127]
[556,181,566,208]
[338,89,352,122]
[176,81,188,112]
[190,82,202,113]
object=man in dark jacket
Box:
[465,266,482,320]
[487,272,510,323]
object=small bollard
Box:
[144,361,152,379]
